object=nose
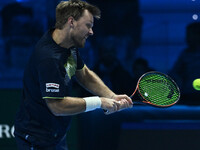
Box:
[89,28,94,36]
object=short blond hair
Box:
[55,0,101,29]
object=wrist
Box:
[110,94,116,99]
[83,96,102,112]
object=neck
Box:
[52,28,73,49]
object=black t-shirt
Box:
[14,29,84,147]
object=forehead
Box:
[77,10,94,24]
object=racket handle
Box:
[132,101,144,105]
[130,96,145,105]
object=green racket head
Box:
[137,71,180,107]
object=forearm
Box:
[45,96,119,116]
[76,66,116,98]
[45,97,86,116]
[83,71,115,98]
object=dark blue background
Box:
[0,0,200,150]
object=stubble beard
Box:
[72,36,85,48]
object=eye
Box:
[86,23,93,29]
[86,24,91,29]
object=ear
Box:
[68,16,74,28]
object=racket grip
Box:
[132,101,144,105]
[130,96,144,105]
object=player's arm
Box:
[75,65,116,98]
[75,65,132,106]
[38,59,121,116]
[45,65,131,116]
[45,96,120,116]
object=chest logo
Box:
[64,54,77,79]
[46,83,60,92]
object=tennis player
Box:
[14,0,133,149]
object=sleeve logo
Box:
[46,83,60,92]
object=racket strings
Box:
[138,73,180,106]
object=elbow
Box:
[45,99,70,116]
[50,109,63,117]
[51,108,78,116]
[45,98,84,116]
[48,104,65,116]
[50,106,74,116]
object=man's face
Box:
[71,10,94,48]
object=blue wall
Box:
[0,0,199,88]
[0,0,200,150]
[138,0,200,72]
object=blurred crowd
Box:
[0,1,200,105]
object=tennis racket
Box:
[131,71,180,107]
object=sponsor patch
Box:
[46,83,60,92]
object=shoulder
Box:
[33,30,68,65]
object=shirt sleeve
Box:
[37,58,67,99]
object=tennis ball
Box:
[193,79,200,91]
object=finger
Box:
[118,100,126,110]
[124,99,133,108]
[105,103,116,114]
[125,96,133,105]
[113,102,118,112]
[120,99,127,108]
[118,95,133,105]
[120,99,132,109]
[115,101,121,111]
[122,99,130,107]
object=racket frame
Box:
[130,71,180,107]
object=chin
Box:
[74,37,86,48]
[78,41,86,48]
[76,43,85,48]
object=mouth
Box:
[84,36,88,40]
[84,34,90,40]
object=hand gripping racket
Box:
[131,71,180,107]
